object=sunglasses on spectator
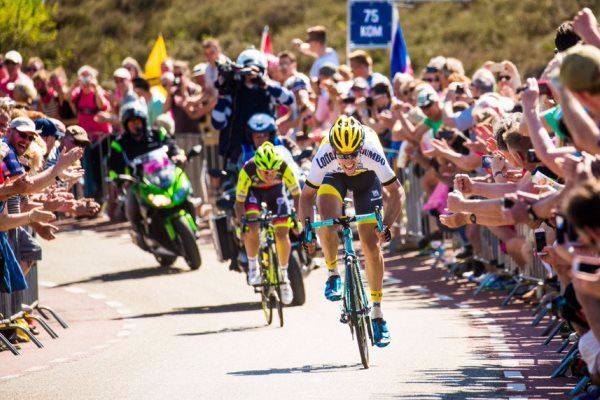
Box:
[423,77,439,83]
[498,75,511,82]
[425,66,439,73]
[18,131,36,142]
[335,151,360,160]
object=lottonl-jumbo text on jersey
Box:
[305,127,397,189]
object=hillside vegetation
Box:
[3,0,600,80]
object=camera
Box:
[455,85,464,95]
[437,129,454,141]
[365,97,374,108]
[215,60,243,96]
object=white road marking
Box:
[506,383,527,391]
[0,375,21,381]
[24,366,49,373]
[49,358,70,364]
[503,371,524,379]
[88,293,107,300]
[65,287,86,294]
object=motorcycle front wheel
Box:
[172,216,202,270]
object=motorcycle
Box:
[118,145,203,270]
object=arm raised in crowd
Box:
[24,147,84,195]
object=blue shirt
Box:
[2,139,24,178]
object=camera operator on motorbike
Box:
[108,105,188,247]
[235,141,301,305]
[211,48,294,166]
[298,115,404,347]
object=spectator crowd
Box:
[0,5,598,398]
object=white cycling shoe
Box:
[280,281,293,305]
[247,268,262,286]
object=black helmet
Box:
[121,105,149,136]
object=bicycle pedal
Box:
[340,313,348,324]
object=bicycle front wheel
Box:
[347,258,369,369]
[261,288,273,325]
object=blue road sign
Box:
[349,1,393,48]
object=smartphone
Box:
[534,228,547,255]
[503,197,515,209]
[455,85,465,95]
[573,256,600,275]
[556,214,566,245]
[481,155,493,169]
[527,149,541,163]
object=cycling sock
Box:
[248,257,258,271]
[326,258,339,276]
[280,264,289,281]
[370,289,383,303]
[371,302,383,319]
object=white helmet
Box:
[236,48,267,71]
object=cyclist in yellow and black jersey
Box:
[235,141,301,305]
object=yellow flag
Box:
[145,35,167,95]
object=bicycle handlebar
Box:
[304,207,384,244]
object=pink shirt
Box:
[0,71,33,98]
[71,87,112,140]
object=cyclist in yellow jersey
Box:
[299,115,404,347]
[235,141,301,305]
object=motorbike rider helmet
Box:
[254,141,283,171]
[248,113,276,134]
[329,114,364,155]
[121,104,149,138]
[236,48,267,73]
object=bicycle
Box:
[304,206,384,369]
[242,202,287,327]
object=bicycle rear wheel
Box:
[275,288,284,327]
[348,258,369,369]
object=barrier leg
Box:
[501,280,523,307]
[1,325,43,348]
[568,375,590,397]
[543,320,565,346]
[557,338,570,353]
[35,305,69,329]
[541,316,559,337]
[25,313,58,339]
[532,304,550,327]
[531,301,544,317]
[473,274,495,297]
[0,331,19,355]
[551,344,579,378]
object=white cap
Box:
[192,63,208,77]
[416,85,439,108]
[113,67,132,80]
[5,50,22,65]
[10,117,40,134]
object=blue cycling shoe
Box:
[324,275,342,301]
[372,318,391,347]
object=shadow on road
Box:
[228,363,363,376]
[55,265,188,287]
[122,301,260,320]
[177,324,265,336]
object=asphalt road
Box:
[0,225,508,400]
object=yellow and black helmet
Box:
[329,115,364,154]
[254,142,283,170]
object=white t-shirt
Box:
[306,127,396,187]
[309,48,339,78]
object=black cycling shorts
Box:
[317,171,383,216]
[245,184,290,227]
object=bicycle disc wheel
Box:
[348,261,369,368]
